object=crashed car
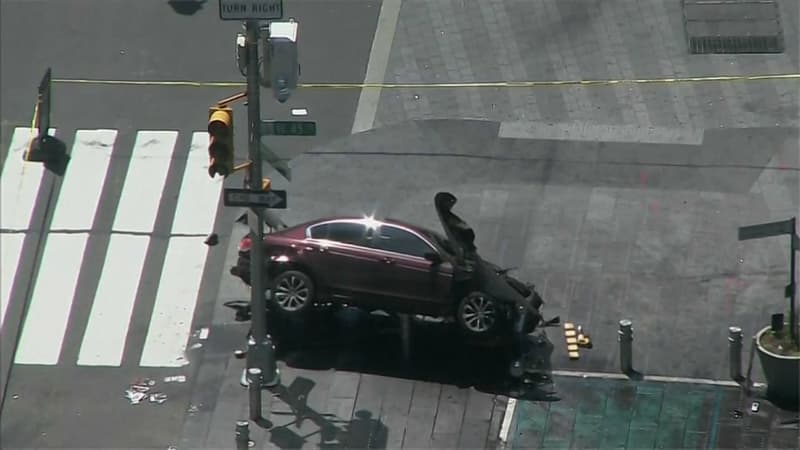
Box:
[230,192,545,339]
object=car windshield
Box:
[425,230,457,257]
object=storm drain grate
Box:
[682,0,785,54]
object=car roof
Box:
[302,216,439,235]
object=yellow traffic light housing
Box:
[208,106,234,178]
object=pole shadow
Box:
[267,376,389,449]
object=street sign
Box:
[219,0,283,20]
[738,218,795,241]
[224,188,287,209]
[261,120,317,136]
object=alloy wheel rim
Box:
[274,275,309,311]
[462,295,496,332]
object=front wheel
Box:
[456,292,501,337]
[270,270,315,314]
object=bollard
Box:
[235,420,250,450]
[247,368,262,420]
[262,334,280,388]
[728,326,743,381]
[400,314,411,360]
[618,320,634,374]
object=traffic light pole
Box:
[245,19,275,389]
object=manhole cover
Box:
[683,0,785,54]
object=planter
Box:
[756,326,800,407]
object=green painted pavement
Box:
[510,377,722,449]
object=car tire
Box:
[270,270,315,314]
[456,292,501,337]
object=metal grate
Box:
[683,0,785,54]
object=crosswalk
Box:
[1,127,223,367]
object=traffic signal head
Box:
[268,21,299,103]
[207,106,234,178]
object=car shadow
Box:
[266,306,559,402]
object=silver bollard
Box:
[618,320,634,374]
[235,420,250,450]
[262,334,280,388]
[247,368,262,420]
[728,326,743,381]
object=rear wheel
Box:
[271,270,315,314]
[456,292,501,337]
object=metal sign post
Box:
[739,217,798,347]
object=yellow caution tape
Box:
[51,73,800,90]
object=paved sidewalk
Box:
[506,375,799,449]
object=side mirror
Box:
[423,252,442,264]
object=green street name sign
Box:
[261,120,317,136]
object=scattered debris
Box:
[149,393,168,404]
[187,404,200,414]
[11,394,19,400]
[198,327,209,340]
[164,375,187,383]
[564,322,580,359]
[125,390,147,405]
[234,349,247,359]
[731,409,743,419]
[751,401,760,413]
[204,233,219,246]
[189,342,203,350]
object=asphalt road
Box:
[0,0,379,448]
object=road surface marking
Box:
[109,131,178,233]
[139,237,210,367]
[169,133,223,235]
[14,130,116,365]
[0,127,53,329]
[140,132,222,367]
[49,130,118,230]
[0,234,25,329]
[15,235,90,365]
[498,397,517,443]
[1,127,52,231]
[78,235,148,366]
[78,131,177,366]
[351,0,403,134]
[52,73,800,89]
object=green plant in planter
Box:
[759,326,800,357]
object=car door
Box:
[304,221,375,301]
[367,224,453,315]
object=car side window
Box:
[375,225,434,257]
[326,222,368,246]
[308,223,330,239]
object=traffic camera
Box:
[207,106,234,178]
[267,20,299,103]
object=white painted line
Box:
[351,0,402,134]
[498,397,517,444]
[15,234,89,365]
[169,133,223,235]
[0,234,25,329]
[49,129,117,230]
[111,131,178,233]
[549,369,762,388]
[498,122,704,145]
[77,235,148,366]
[139,237,210,367]
[1,127,54,230]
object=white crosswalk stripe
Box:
[1,127,223,367]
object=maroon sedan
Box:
[231,192,544,338]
